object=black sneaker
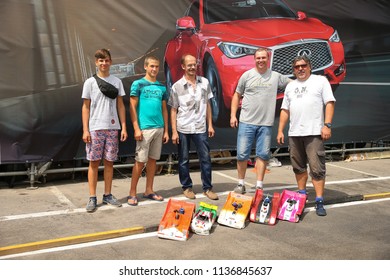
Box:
[315,200,327,216]
[86,197,97,212]
[102,194,122,207]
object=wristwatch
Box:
[324,123,332,128]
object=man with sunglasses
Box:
[276,56,335,216]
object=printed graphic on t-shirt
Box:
[294,86,308,98]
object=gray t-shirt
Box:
[81,75,125,131]
[236,68,290,126]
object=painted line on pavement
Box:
[363,192,390,200]
[1,197,389,260]
[50,186,77,208]
[1,176,390,222]
[0,226,145,257]
[326,163,381,177]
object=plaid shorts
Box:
[86,130,119,162]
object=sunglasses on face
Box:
[294,64,308,70]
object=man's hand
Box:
[276,131,284,145]
[230,116,238,128]
[171,132,179,144]
[321,126,332,141]
[208,126,215,138]
[134,128,143,141]
[82,131,91,143]
[120,129,128,142]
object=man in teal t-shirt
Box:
[128,55,169,206]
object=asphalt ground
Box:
[0,157,389,261]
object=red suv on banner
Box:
[164,0,346,125]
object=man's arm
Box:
[162,100,169,143]
[230,92,241,128]
[129,96,142,141]
[82,99,91,143]
[170,107,179,144]
[321,101,335,140]
[277,109,290,145]
[117,96,128,142]
[207,101,215,137]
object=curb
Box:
[0,226,144,257]
[363,192,390,200]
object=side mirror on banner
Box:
[176,16,196,30]
[297,11,307,20]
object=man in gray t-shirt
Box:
[230,48,290,194]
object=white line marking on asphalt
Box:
[50,186,77,208]
[2,198,389,260]
[304,197,390,213]
[1,176,389,222]
[326,163,380,177]
[0,232,158,260]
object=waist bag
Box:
[93,74,118,99]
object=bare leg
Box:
[129,161,145,197]
[312,178,325,198]
[103,159,114,195]
[295,171,308,192]
[145,158,157,195]
[255,158,267,181]
[237,160,247,180]
[88,160,100,196]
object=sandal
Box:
[143,193,164,201]
[127,196,138,206]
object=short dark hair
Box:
[292,55,312,69]
[254,48,270,58]
[94,49,111,60]
[144,55,160,66]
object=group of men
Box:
[82,48,335,217]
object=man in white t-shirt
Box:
[277,55,335,216]
[81,49,128,212]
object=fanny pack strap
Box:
[93,74,118,99]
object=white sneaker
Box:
[268,157,282,167]
[233,184,246,194]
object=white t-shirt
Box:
[81,75,125,131]
[281,74,335,136]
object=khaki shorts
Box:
[134,128,164,163]
[289,136,326,180]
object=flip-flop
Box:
[143,193,164,201]
[127,196,138,206]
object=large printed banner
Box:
[0,0,389,164]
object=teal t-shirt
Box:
[130,78,168,130]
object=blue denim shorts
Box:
[236,122,272,161]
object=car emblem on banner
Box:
[298,49,312,57]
